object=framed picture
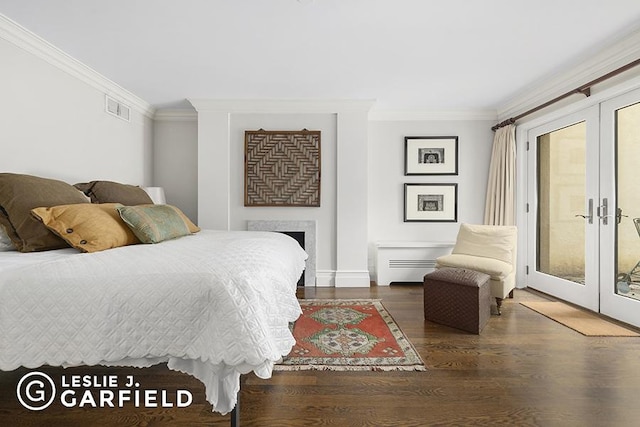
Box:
[245,129,321,207]
[404,136,458,175]
[404,183,457,222]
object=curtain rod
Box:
[492,57,640,131]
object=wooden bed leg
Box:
[230,392,240,427]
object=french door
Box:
[600,89,640,327]
[526,89,640,328]
[527,106,600,311]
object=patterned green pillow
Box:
[117,204,199,244]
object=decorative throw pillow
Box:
[0,173,90,252]
[452,223,516,264]
[117,204,200,244]
[74,180,153,205]
[31,203,140,253]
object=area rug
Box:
[521,301,640,337]
[274,299,426,371]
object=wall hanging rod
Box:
[492,57,640,131]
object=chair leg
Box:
[495,297,503,315]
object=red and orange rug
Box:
[274,299,426,371]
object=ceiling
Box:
[2,0,640,112]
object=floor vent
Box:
[105,95,131,122]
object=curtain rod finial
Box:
[491,118,515,132]
[577,87,591,97]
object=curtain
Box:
[484,124,516,226]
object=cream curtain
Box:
[484,124,516,226]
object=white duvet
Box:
[0,230,307,414]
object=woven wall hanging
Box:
[244,129,321,206]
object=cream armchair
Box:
[435,223,517,315]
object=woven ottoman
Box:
[424,268,491,334]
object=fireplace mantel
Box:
[190,99,372,287]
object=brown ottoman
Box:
[424,268,491,334]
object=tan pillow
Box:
[117,204,200,244]
[74,180,153,205]
[452,224,517,264]
[0,173,90,252]
[31,203,140,253]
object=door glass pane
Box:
[537,122,586,284]
[615,102,640,300]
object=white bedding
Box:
[0,247,78,271]
[0,230,306,414]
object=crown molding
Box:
[0,13,155,118]
[188,98,376,114]
[368,109,497,121]
[187,99,496,122]
[154,108,197,122]
[163,103,497,122]
[497,24,640,121]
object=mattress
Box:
[0,230,307,414]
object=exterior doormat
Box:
[521,301,640,337]
[274,299,426,371]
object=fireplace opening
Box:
[279,231,305,286]
[247,220,316,287]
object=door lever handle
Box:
[597,198,609,225]
[617,207,628,224]
[575,198,594,224]
[575,214,593,225]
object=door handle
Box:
[597,198,609,225]
[616,207,629,224]
[574,198,593,224]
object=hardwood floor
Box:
[2,285,640,426]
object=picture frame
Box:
[244,129,321,207]
[404,183,458,222]
[404,136,458,175]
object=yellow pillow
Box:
[31,203,140,253]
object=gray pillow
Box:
[75,180,153,205]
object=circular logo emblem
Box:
[16,371,56,411]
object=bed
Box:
[0,173,307,417]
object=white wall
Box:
[0,31,153,186]
[367,119,495,278]
[186,100,373,286]
[229,114,337,274]
[153,113,338,273]
[153,115,198,222]
[154,113,496,284]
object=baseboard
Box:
[314,270,372,287]
[334,270,371,288]
[315,270,335,287]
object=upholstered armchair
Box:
[435,223,518,315]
